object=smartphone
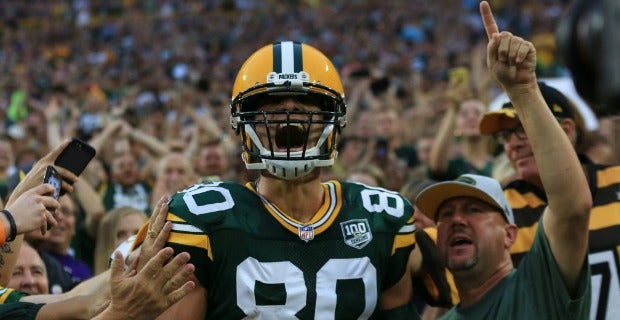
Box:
[43,165,62,200]
[54,138,96,177]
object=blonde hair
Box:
[93,207,147,275]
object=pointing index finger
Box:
[480,1,499,40]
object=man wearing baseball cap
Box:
[480,81,577,137]
[416,174,515,226]
[479,59,620,320]
[414,2,592,319]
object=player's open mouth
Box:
[274,123,305,150]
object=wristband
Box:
[1,210,17,242]
[0,218,5,245]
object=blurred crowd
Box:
[0,0,617,299]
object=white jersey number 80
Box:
[236,257,377,320]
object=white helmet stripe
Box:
[280,41,296,74]
[273,41,302,74]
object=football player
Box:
[131,41,447,319]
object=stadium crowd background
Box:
[0,0,577,170]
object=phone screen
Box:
[43,166,62,200]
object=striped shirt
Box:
[506,154,620,320]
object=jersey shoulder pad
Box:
[340,181,414,225]
[167,181,256,228]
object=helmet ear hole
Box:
[240,95,260,113]
[317,95,337,113]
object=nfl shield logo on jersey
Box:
[340,219,373,249]
[299,226,315,242]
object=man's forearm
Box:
[506,84,590,216]
[73,179,105,236]
[35,294,108,320]
[0,235,22,287]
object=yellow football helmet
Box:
[231,41,346,179]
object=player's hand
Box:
[4,184,60,236]
[480,1,537,90]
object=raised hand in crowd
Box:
[92,248,195,320]
[0,194,195,320]
[7,140,78,206]
[483,0,591,295]
[0,140,78,286]
[1,184,60,238]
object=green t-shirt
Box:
[441,219,591,319]
[165,180,418,319]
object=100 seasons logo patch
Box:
[340,219,373,249]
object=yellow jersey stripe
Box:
[392,232,415,255]
[315,181,342,234]
[167,213,186,222]
[130,222,149,251]
[511,224,538,254]
[505,189,545,209]
[392,216,416,254]
[168,231,212,260]
[597,166,620,188]
[589,202,620,230]
[130,213,195,251]
[0,287,13,303]
[512,201,620,254]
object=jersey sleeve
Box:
[162,183,233,289]
[0,301,43,319]
[0,287,27,304]
[370,186,416,291]
[122,209,213,289]
[383,211,416,291]
[165,212,212,289]
[413,227,457,307]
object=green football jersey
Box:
[0,286,26,304]
[165,180,416,319]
